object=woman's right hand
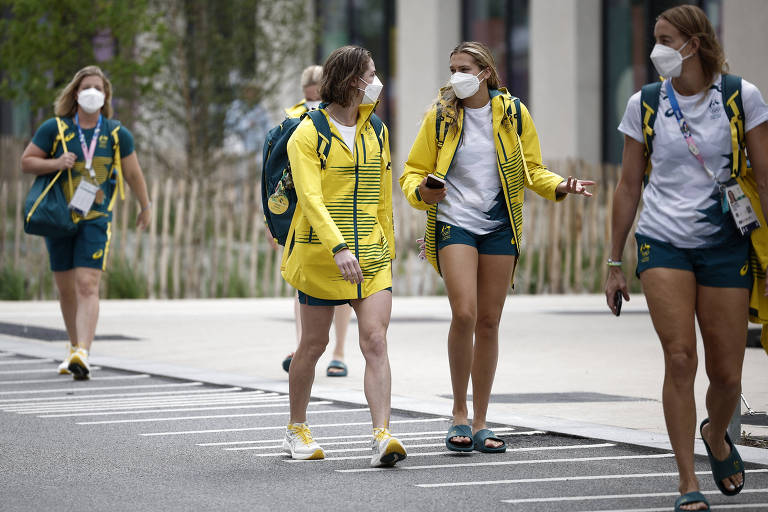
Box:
[605,266,630,315]
[57,152,77,169]
[417,177,447,205]
[334,248,363,284]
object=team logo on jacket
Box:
[708,98,722,119]
[99,135,109,148]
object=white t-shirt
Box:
[618,75,768,248]
[437,101,508,235]
[330,119,356,155]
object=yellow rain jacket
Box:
[285,100,311,118]
[282,103,395,300]
[400,88,565,281]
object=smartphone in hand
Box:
[613,291,622,317]
[425,174,446,189]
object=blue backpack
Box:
[261,106,384,246]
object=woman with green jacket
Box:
[281,45,405,468]
[400,41,593,453]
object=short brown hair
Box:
[320,46,372,107]
[54,65,114,118]
[658,5,728,86]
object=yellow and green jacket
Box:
[285,100,311,118]
[399,88,565,281]
[282,103,395,300]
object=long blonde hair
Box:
[433,41,502,123]
[54,65,114,118]
[658,5,728,93]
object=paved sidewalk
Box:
[1,294,767,464]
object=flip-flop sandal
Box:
[699,418,745,496]
[674,491,710,511]
[326,359,348,377]
[445,424,473,452]
[282,353,294,373]
[472,428,507,453]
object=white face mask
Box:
[358,75,383,104]
[450,70,486,99]
[650,40,692,78]
[77,87,105,114]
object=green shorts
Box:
[297,287,392,306]
[45,218,112,272]
[635,233,751,288]
[436,221,518,256]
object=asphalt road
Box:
[1,351,767,512]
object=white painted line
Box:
[0,353,13,357]
[39,400,313,418]
[0,359,54,365]
[196,428,537,447]
[9,392,278,413]
[77,407,371,425]
[417,467,768,486]
[5,389,264,408]
[285,443,616,461]
[595,505,768,512]
[0,374,150,385]
[29,397,288,415]
[338,453,676,474]
[0,384,224,403]
[0,382,206,395]
[142,417,449,436]
[501,487,768,504]
[0,367,102,375]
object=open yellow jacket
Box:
[282,103,394,300]
[285,100,311,118]
[399,88,565,281]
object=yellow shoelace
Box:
[373,427,392,442]
[289,423,315,445]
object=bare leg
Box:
[439,244,479,446]
[53,270,78,347]
[350,290,392,428]
[697,285,748,493]
[331,304,352,361]
[641,268,706,511]
[73,267,102,352]
[293,293,302,347]
[471,253,515,448]
[288,304,334,424]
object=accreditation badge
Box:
[724,180,760,236]
[68,180,99,217]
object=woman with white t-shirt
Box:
[400,41,594,454]
[605,5,768,511]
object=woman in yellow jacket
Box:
[281,45,406,467]
[400,41,594,453]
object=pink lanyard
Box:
[75,113,101,180]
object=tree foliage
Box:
[0,0,168,133]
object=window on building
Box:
[602,0,722,164]
[462,0,530,105]
[314,0,396,133]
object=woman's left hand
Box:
[136,206,151,230]
[556,176,596,197]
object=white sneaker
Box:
[57,344,77,375]
[68,348,90,381]
[283,423,325,460]
[371,428,407,467]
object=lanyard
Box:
[664,80,719,184]
[74,113,101,181]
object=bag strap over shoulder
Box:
[107,120,125,211]
[640,81,663,182]
[368,113,385,153]
[722,73,747,178]
[54,117,75,197]
[306,109,333,170]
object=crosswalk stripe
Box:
[501,487,768,504]
[0,374,150,385]
[0,385,234,403]
[77,407,371,425]
[39,400,312,418]
[0,382,206,395]
[142,417,449,436]
[0,367,102,375]
[413,467,768,485]
[595,504,768,512]
[202,428,537,448]
[0,359,53,365]
[8,392,278,413]
[337,453,676,473]
[283,443,616,460]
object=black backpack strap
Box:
[306,109,333,170]
[721,73,746,178]
[640,81,663,181]
[503,94,523,137]
[368,113,385,152]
